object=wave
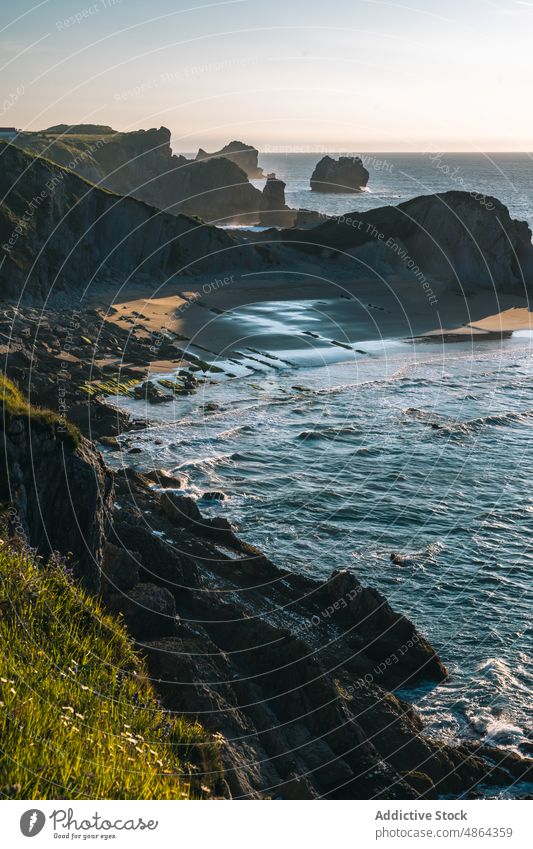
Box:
[403,406,533,437]
[178,453,235,473]
[297,425,360,441]
[217,424,255,440]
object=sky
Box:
[1,0,532,151]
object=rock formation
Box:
[292,191,533,290]
[196,140,264,178]
[259,172,296,227]
[310,155,369,193]
[10,437,532,798]
[1,397,112,593]
[2,141,532,300]
[13,126,264,224]
[0,143,256,300]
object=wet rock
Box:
[98,435,120,449]
[143,468,184,489]
[160,492,203,526]
[390,552,416,567]
[133,381,173,404]
[201,491,227,501]
[111,520,198,592]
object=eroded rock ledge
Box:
[101,470,531,799]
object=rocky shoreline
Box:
[1,136,533,798]
[2,304,532,799]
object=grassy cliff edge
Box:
[0,376,217,799]
[0,541,215,799]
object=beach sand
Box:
[91,275,533,369]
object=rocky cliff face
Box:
[14,127,264,224]
[0,143,257,300]
[1,408,112,592]
[310,155,370,193]
[196,140,264,179]
[2,140,531,302]
[285,191,533,290]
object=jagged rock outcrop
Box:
[294,208,322,228]
[0,143,256,299]
[310,155,369,193]
[196,140,264,179]
[289,191,533,290]
[14,126,264,224]
[259,173,296,227]
[1,408,112,593]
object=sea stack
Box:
[196,140,264,179]
[310,155,369,192]
[260,172,296,227]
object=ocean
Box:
[110,153,533,761]
[178,150,533,225]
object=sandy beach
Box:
[94,274,533,372]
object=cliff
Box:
[196,140,264,178]
[2,141,531,303]
[310,155,370,192]
[16,124,261,224]
[0,376,111,591]
[0,143,256,300]
[283,191,533,291]
[14,126,264,224]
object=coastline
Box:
[92,276,533,374]
[3,293,533,797]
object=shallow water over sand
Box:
[108,330,533,757]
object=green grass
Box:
[0,542,216,799]
[0,375,81,449]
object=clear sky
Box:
[1,0,532,151]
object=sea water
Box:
[177,150,533,225]
[110,153,533,758]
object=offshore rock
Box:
[259,173,296,228]
[310,155,370,193]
